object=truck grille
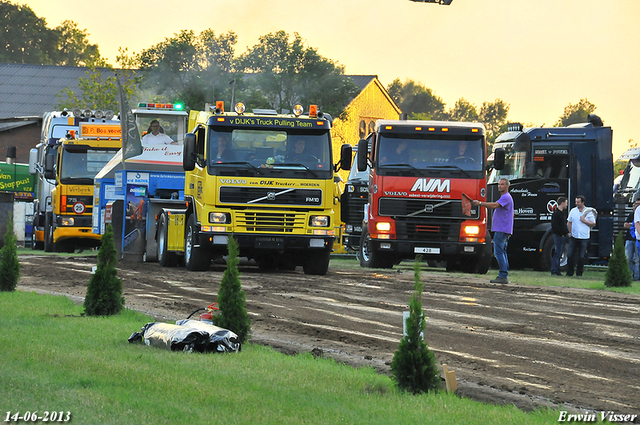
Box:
[63,196,93,215]
[344,194,367,224]
[378,198,478,220]
[236,211,305,233]
[396,218,460,242]
[220,187,322,207]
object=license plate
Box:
[414,247,440,254]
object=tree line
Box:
[2,0,602,148]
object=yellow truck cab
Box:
[39,122,121,252]
[157,102,352,275]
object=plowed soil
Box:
[17,254,640,414]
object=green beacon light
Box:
[174,103,184,110]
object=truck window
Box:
[60,148,120,183]
[378,134,484,172]
[208,129,332,175]
[138,115,185,144]
[488,148,527,184]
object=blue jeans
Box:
[627,240,640,280]
[551,234,567,274]
[493,231,510,279]
[566,238,589,276]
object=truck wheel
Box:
[540,236,568,271]
[157,214,179,267]
[184,215,211,271]
[359,228,393,269]
[44,212,54,253]
[303,247,331,275]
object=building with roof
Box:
[0,63,100,163]
[330,75,402,182]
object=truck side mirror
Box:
[183,133,197,171]
[493,148,505,170]
[29,148,38,175]
[44,148,55,180]
[357,139,368,171]
[339,144,352,172]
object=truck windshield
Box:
[60,148,120,184]
[377,134,484,172]
[208,129,332,177]
[488,145,527,184]
[137,114,186,145]
[618,162,640,193]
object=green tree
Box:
[0,219,20,292]
[446,97,479,122]
[555,99,597,127]
[52,20,101,67]
[390,256,441,394]
[216,236,251,343]
[136,29,237,110]
[387,78,446,119]
[84,224,124,316]
[0,1,57,64]
[238,30,357,118]
[605,231,632,288]
[57,49,138,112]
[479,99,510,148]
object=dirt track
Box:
[17,254,640,414]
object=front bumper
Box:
[368,238,487,260]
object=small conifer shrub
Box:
[390,255,441,394]
[216,236,251,343]
[0,219,20,292]
[84,224,124,316]
[605,231,632,287]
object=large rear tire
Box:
[157,214,179,267]
[184,215,211,271]
[539,235,568,271]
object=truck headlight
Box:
[310,216,329,227]
[376,222,391,231]
[209,212,228,223]
[61,217,75,226]
[463,225,480,236]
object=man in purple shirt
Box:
[473,178,514,284]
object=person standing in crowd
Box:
[473,177,514,284]
[624,199,640,281]
[551,196,570,276]
[566,195,597,277]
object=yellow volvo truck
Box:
[156,102,352,275]
[34,122,121,252]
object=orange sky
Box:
[23,0,640,158]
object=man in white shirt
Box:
[566,195,596,277]
[141,120,175,145]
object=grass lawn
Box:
[1,291,560,425]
